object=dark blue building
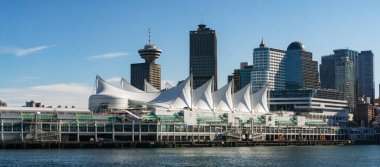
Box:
[359,50,375,104]
[284,42,319,89]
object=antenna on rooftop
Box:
[148,27,151,45]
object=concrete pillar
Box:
[21,121,24,142]
[139,123,141,142]
[198,126,201,141]
[112,122,115,142]
[173,124,175,141]
[186,125,188,141]
[1,121,4,142]
[209,125,212,140]
[58,120,61,142]
[160,124,163,141]
[95,122,98,142]
[77,123,80,142]
[132,121,135,142]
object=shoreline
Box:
[0,140,376,149]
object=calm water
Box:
[0,146,380,166]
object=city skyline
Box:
[1,0,380,108]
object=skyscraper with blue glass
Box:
[320,55,335,89]
[319,49,372,112]
[358,50,374,104]
[284,42,319,89]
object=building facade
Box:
[252,40,286,92]
[334,49,359,106]
[227,69,241,93]
[284,42,319,89]
[320,55,335,89]
[335,56,355,112]
[319,49,372,112]
[131,43,162,91]
[190,24,217,90]
[269,89,349,126]
[358,50,375,104]
[240,65,253,90]
[355,103,374,127]
[227,62,253,93]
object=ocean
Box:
[0,146,379,166]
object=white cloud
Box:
[87,52,128,60]
[12,76,40,82]
[0,83,92,108]
[0,45,54,57]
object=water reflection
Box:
[1,146,380,166]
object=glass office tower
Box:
[190,24,217,90]
[284,42,319,89]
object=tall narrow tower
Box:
[358,50,374,104]
[190,24,217,90]
[131,29,162,90]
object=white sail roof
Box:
[213,81,233,112]
[150,76,192,109]
[95,76,159,103]
[96,76,126,97]
[193,78,214,110]
[120,77,144,93]
[252,85,269,113]
[90,75,270,113]
[233,83,252,113]
[144,79,160,92]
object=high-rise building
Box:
[240,65,253,90]
[319,49,366,112]
[320,55,335,89]
[335,56,355,112]
[358,50,374,104]
[227,62,253,93]
[131,33,162,91]
[334,49,359,104]
[252,39,286,92]
[284,42,319,89]
[190,24,217,90]
[227,69,241,93]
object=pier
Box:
[0,140,354,149]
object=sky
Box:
[0,0,379,108]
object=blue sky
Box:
[0,0,379,108]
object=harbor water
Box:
[0,145,380,166]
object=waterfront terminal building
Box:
[0,75,376,144]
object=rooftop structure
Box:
[89,75,269,113]
[131,29,162,90]
[287,41,305,51]
[0,107,90,114]
[0,100,6,107]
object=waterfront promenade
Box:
[0,140,360,149]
